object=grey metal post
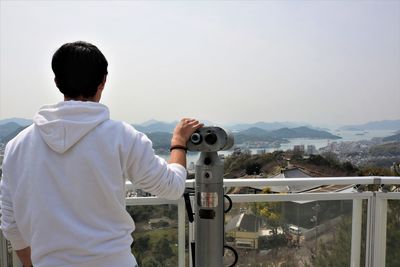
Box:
[186,126,234,267]
[188,195,195,267]
[177,199,186,267]
[194,152,225,267]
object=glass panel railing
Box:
[1,177,398,267]
[385,199,400,267]
[127,204,179,266]
[1,233,14,267]
[224,199,366,267]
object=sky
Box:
[0,0,399,127]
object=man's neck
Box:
[64,96,98,102]
[63,85,102,102]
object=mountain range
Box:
[340,119,400,131]
[132,120,325,133]
[225,121,306,131]
[136,126,341,152]
[233,126,341,144]
[2,118,398,147]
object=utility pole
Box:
[310,202,321,257]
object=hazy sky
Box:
[1,1,399,126]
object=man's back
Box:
[1,101,186,266]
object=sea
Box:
[159,129,398,166]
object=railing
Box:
[1,176,399,267]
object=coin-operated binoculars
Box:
[185,127,238,267]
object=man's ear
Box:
[98,75,107,91]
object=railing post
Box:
[12,250,22,267]
[373,194,387,267]
[177,199,186,267]
[1,233,9,267]
[365,192,388,267]
[365,194,374,267]
[351,199,362,267]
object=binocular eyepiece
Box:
[187,126,234,152]
[190,132,218,146]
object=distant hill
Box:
[0,118,32,126]
[133,119,217,133]
[0,122,23,140]
[383,133,400,142]
[340,120,400,131]
[145,132,173,150]
[227,121,307,131]
[234,127,282,144]
[270,127,341,139]
[369,142,400,157]
[238,127,271,137]
[133,121,177,133]
[233,126,340,144]
[140,119,164,127]
[0,122,27,144]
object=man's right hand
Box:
[171,118,203,147]
[169,118,203,167]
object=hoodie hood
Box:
[34,101,110,153]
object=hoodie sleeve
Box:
[124,130,187,200]
[0,173,29,250]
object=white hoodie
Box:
[0,101,187,267]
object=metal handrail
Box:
[186,176,400,188]
[125,176,400,192]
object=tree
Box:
[312,216,352,267]
[246,162,261,175]
[133,236,150,255]
[153,236,174,263]
[251,188,284,236]
[141,256,162,267]
[307,154,331,166]
[321,152,340,167]
[164,204,177,220]
[341,161,357,173]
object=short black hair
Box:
[51,41,108,98]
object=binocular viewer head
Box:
[187,126,234,152]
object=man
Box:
[0,41,202,267]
